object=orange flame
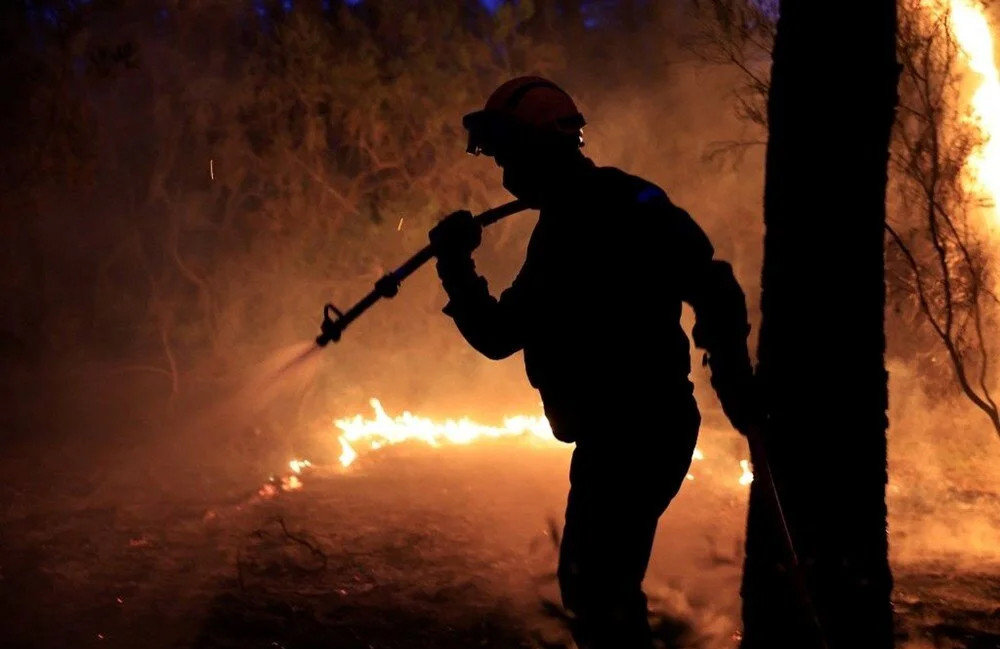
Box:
[334,398,554,467]
[330,398,753,485]
[949,0,1000,223]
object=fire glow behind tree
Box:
[948,0,1000,227]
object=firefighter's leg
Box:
[557,432,695,649]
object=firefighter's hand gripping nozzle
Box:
[313,200,528,348]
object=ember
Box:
[257,458,313,499]
[289,459,311,474]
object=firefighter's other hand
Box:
[723,394,765,436]
[726,397,765,438]
[430,210,481,258]
[712,370,764,437]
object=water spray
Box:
[315,200,529,347]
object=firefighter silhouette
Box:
[430,77,759,649]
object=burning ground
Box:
[1,371,998,649]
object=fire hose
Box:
[314,199,528,347]
[313,199,827,647]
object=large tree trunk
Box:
[741,2,899,648]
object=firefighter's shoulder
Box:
[593,166,671,208]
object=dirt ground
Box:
[1,372,998,649]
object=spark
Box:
[209,158,214,180]
[397,217,404,231]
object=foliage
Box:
[888,0,1000,435]
[0,0,563,385]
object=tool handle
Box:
[475,199,530,227]
[390,200,527,282]
[391,245,435,284]
[745,426,829,649]
[316,200,529,346]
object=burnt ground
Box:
[1,373,998,649]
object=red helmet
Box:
[463,76,586,156]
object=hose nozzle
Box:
[313,200,527,349]
[316,303,344,347]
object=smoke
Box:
[886,359,1000,566]
[3,0,988,516]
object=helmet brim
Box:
[462,110,511,157]
[462,109,587,157]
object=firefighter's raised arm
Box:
[429,210,526,360]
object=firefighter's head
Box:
[463,77,586,205]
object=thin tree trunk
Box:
[741,2,899,648]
